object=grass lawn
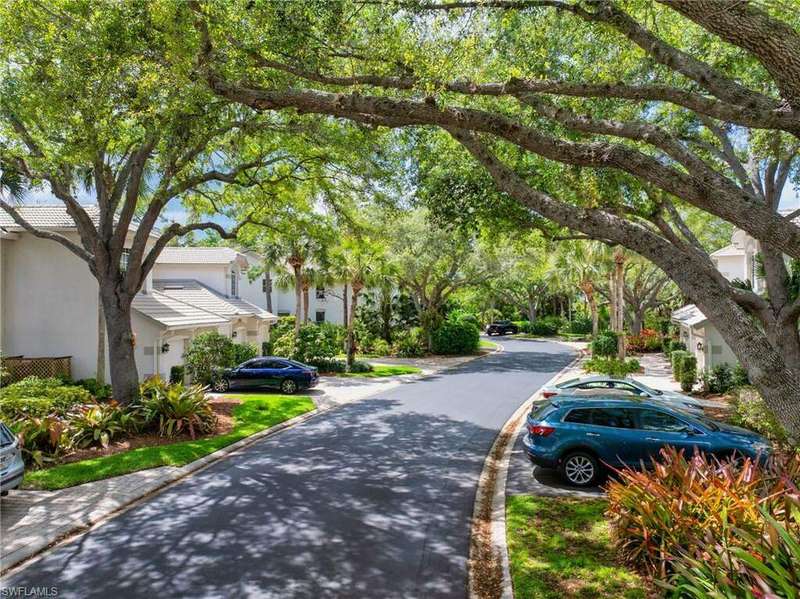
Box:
[506,495,648,599]
[334,364,422,378]
[23,394,315,491]
[480,339,500,350]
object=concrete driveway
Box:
[3,338,574,598]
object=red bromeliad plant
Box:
[606,448,800,595]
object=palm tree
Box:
[555,242,610,337]
[337,237,385,370]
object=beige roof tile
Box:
[155,247,243,265]
[0,204,156,235]
[132,290,229,329]
[154,279,276,321]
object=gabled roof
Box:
[156,247,245,266]
[0,204,156,236]
[710,244,746,258]
[154,279,276,321]
[132,290,229,329]
[671,304,707,328]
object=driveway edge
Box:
[468,344,581,599]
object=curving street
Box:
[4,339,574,598]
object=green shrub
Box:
[707,363,734,394]
[661,336,674,355]
[371,339,391,356]
[670,340,686,352]
[231,342,258,366]
[607,449,800,596]
[271,333,296,359]
[671,350,689,381]
[392,327,425,357]
[0,377,92,420]
[138,383,216,440]
[732,362,750,387]
[591,331,618,357]
[562,316,592,335]
[69,402,138,449]
[680,354,697,392]
[583,357,641,377]
[431,320,480,355]
[169,365,185,385]
[729,386,789,446]
[304,357,372,373]
[449,310,481,331]
[526,316,561,336]
[9,415,70,466]
[139,375,169,400]
[74,378,113,401]
[183,332,237,384]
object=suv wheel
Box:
[560,452,600,487]
[281,379,297,394]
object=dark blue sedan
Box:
[212,357,318,394]
[523,397,770,486]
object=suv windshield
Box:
[0,423,15,447]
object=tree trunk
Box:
[527,298,537,322]
[381,287,393,343]
[264,265,273,314]
[630,309,645,336]
[291,262,302,336]
[302,284,309,324]
[580,281,599,337]
[342,282,349,328]
[346,283,362,371]
[614,249,626,359]
[96,290,106,383]
[100,290,139,405]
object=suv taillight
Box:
[542,391,558,399]
[528,424,555,437]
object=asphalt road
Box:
[4,338,574,599]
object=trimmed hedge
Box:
[671,350,689,381]
[591,331,618,357]
[680,354,697,392]
[431,321,479,355]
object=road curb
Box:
[468,343,581,599]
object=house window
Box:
[230,271,238,297]
[120,249,130,272]
[315,311,325,323]
[315,286,326,300]
[277,311,290,317]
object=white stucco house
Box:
[160,247,352,325]
[1,206,276,383]
[671,227,766,372]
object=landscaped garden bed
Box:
[0,375,314,490]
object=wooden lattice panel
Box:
[2,356,72,384]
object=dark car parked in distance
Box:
[523,397,770,487]
[212,357,318,394]
[485,320,519,336]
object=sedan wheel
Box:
[561,452,600,487]
[212,378,229,393]
[281,379,297,394]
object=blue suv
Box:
[523,397,770,487]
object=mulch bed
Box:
[59,397,241,464]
